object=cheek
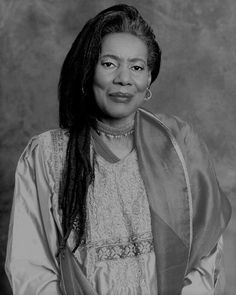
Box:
[93,66,111,91]
[135,78,149,94]
[92,72,107,105]
[93,86,104,109]
[134,72,150,91]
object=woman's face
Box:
[93,32,151,127]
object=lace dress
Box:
[67,143,158,295]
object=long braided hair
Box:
[58,4,161,252]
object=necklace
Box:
[96,119,135,139]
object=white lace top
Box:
[68,148,158,295]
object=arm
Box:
[154,113,231,295]
[174,119,230,295]
[5,136,62,295]
[181,236,224,295]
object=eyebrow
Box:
[100,54,147,64]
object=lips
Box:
[109,92,133,98]
[108,92,134,103]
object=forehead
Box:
[100,33,148,60]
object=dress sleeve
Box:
[172,118,231,295]
[5,136,63,295]
[181,236,224,295]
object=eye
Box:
[101,61,116,68]
[131,65,144,71]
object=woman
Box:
[5,4,231,295]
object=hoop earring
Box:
[144,88,152,101]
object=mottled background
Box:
[0,0,236,294]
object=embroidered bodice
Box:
[68,147,157,295]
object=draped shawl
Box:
[59,108,231,295]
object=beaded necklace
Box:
[96,119,134,138]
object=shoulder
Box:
[139,108,209,164]
[139,108,189,133]
[18,129,69,183]
[155,113,202,149]
[157,113,210,163]
[139,108,198,146]
[16,129,69,191]
[154,113,189,134]
[21,129,69,160]
[37,128,69,150]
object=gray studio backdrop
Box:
[0,1,236,294]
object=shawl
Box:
[59,108,231,295]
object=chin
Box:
[107,108,135,119]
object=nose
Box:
[113,66,132,86]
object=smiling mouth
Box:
[108,92,134,103]
[109,92,133,98]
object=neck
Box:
[97,113,135,129]
[95,119,135,160]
